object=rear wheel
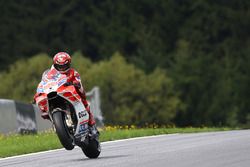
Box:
[81,138,101,158]
[52,111,74,150]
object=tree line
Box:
[0,53,182,126]
[0,0,249,127]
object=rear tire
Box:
[82,139,101,158]
[52,111,74,150]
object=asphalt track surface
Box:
[0,130,250,167]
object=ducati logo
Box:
[78,111,87,118]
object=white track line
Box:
[0,134,179,161]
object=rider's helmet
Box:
[53,52,71,73]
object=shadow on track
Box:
[73,154,130,161]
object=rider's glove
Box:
[72,80,81,89]
[64,81,81,89]
[64,82,73,86]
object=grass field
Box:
[0,126,234,158]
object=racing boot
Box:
[89,124,99,140]
[41,110,50,120]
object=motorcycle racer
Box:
[34,52,98,137]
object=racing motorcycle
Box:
[35,70,101,158]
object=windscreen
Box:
[37,70,67,94]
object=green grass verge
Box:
[0,127,234,158]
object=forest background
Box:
[0,0,249,127]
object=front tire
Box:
[52,111,74,150]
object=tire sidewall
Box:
[52,111,74,150]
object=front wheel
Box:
[52,111,74,150]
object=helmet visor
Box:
[54,63,70,71]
